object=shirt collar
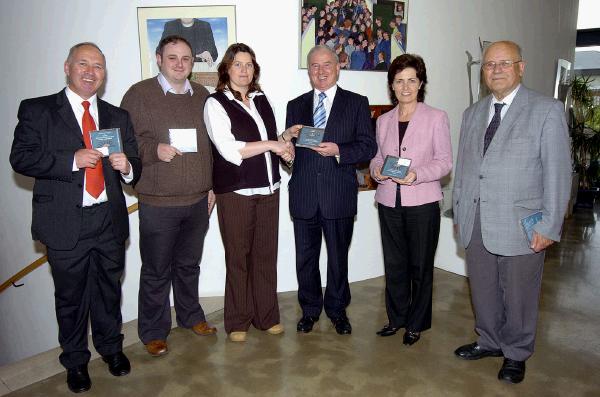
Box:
[223,89,262,101]
[65,86,97,108]
[157,73,194,96]
[492,84,520,107]
[313,85,337,102]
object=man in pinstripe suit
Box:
[286,45,377,335]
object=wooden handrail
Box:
[0,202,139,294]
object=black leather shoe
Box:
[331,315,352,335]
[454,342,503,360]
[102,351,131,377]
[498,358,526,384]
[297,316,319,333]
[376,324,399,337]
[403,331,420,345]
[66,365,91,393]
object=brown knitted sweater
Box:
[121,77,212,207]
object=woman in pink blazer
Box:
[369,54,452,345]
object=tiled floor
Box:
[3,207,599,396]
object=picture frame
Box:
[300,0,409,72]
[554,59,572,110]
[137,6,236,89]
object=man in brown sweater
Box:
[121,35,216,357]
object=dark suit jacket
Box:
[286,87,376,219]
[10,89,141,251]
[161,19,218,62]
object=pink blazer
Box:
[369,102,452,207]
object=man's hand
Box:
[109,152,131,174]
[281,141,295,164]
[198,51,214,67]
[208,189,216,216]
[157,143,182,162]
[270,140,292,157]
[531,232,554,253]
[75,149,103,169]
[312,142,340,157]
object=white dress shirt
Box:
[488,84,521,124]
[204,90,280,196]
[313,85,338,126]
[157,72,194,95]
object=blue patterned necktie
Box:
[483,103,505,155]
[313,92,327,128]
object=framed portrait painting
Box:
[137,6,236,88]
[300,0,409,71]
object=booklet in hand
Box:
[296,126,325,148]
[521,211,542,244]
[90,128,122,157]
[381,155,411,179]
[169,128,197,153]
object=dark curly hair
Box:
[387,54,428,105]
[216,43,262,101]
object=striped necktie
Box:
[483,103,505,155]
[313,92,327,128]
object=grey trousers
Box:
[466,205,545,361]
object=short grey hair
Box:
[307,45,339,65]
[66,42,105,63]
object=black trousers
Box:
[293,210,354,319]
[137,197,209,343]
[378,191,440,332]
[47,202,124,370]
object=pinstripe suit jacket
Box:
[452,85,571,256]
[286,86,377,219]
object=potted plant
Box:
[569,76,600,207]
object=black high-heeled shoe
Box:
[403,331,420,345]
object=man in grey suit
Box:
[452,41,571,384]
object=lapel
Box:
[56,89,84,143]
[327,86,346,130]
[475,96,493,156]
[301,91,314,126]
[402,102,425,149]
[97,98,112,130]
[487,86,528,149]
[386,104,401,155]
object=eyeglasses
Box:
[482,60,522,71]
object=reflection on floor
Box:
[5,207,600,396]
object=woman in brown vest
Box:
[204,43,301,342]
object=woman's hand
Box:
[281,124,303,141]
[372,166,390,183]
[391,170,417,185]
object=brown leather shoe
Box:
[145,340,168,357]
[192,321,217,336]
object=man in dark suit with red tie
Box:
[286,45,376,335]
[10,42,141,394]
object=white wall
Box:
[0,0,578,366]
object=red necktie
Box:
[81,101,104,198]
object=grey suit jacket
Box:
[452,85,571,256]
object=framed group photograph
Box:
[300,0,409,71]
[137,6,236,88]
